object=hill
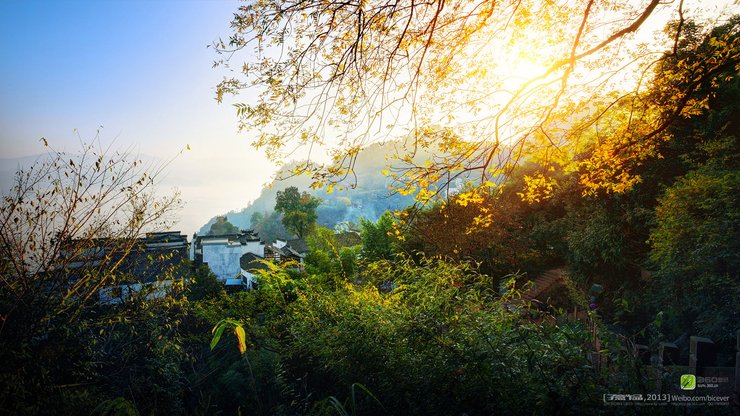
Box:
[198,142,420,235]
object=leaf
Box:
[234,325,247,354]
[210,322,226,350]
[326,397,349,416]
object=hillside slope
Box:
[199,142,419,234]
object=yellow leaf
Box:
[234,326,247,354]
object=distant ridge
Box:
[198,142,417,234]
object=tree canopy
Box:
[0,140,183,414]
[274,186,322,238]
[215,0,739,204]
[250,211,291,243]
[208,215,240,235]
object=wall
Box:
[201,241,265,281]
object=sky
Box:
[0,0,276,236]
[1,0,737,237]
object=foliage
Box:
[304,227,359,283]
[271,258,610,415]
[635,25,740,345]
[92,397,140,416]
[311,383,384,416]
[0,140,182,415]
[359,211,397,262]
[274,186,322,238]
[215,0,738,207]
[649,163,739,342]
[574,15,740,195]
[207,215,240,235]
[400,184,554,277]
[211,319,248,354]
[186,265,226,301]
[250,210,291,243]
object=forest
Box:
[1,1,739,415]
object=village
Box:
[87,220,361,304]
[1,0,738,414]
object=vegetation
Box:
[274,186,322,238]
[207,215,240,235]
[0,141,182,415]
[199,143,417,235]
[250,211,291,244]
[215,0,737,199]
[1,7,738,416]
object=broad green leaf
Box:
[210,323,226,350]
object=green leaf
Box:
[210,322,227,350]
[326,397,349,416]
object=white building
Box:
[191,230,265,285]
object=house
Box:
[238,252,270,289]
[58,231,190,304]
[190,229,266,288]
[190,232,321,291]
[268,238,308,264]
[57,228,315,303]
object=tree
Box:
[276,257,610,415]
[208,215,240,235]
[274,187,321,238]
[648,140,740,342]
[215,0,738,203]
[0,139,182,414]
[360,211,398,262]
[250,211,291,243]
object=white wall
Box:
[201,240,264,281]
[244,240,265,257]
[202,243,242,281]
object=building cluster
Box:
[63,229,311,304]
[190,230,307,288]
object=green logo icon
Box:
[681,374,696,390]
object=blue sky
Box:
[1,0,736,235]
[0,0,278,235]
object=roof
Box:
[265,244,287,257]
[118,247,189,283]
[145,231,187,242]
[283,246,305,259]
[60,232,189,284]
[240,252,270,273]
[285,238,309,254]
[194,229,263,245]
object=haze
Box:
[0,0,277,236]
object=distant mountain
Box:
[198,142,419,235]
[0,155,47,194]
